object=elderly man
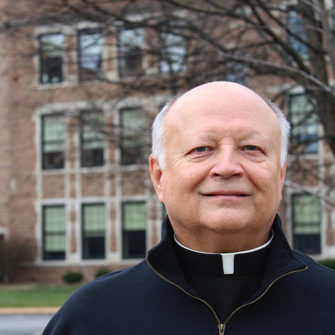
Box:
[43,82,335,335]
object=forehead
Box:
[164,83,280,138]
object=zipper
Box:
[222,265,308,328]
[218,323,225,335]
[146,257,223,327]
[146,256,307,335]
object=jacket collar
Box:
[147,215,306,297]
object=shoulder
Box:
[291,250,335,289]
[66,260,152,306]
[43,260,154,334]
[294,250,335,276]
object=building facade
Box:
[0,0,334,283]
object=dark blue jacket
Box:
[43,215,335,335]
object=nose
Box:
[209,148,244,179]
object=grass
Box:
[0,284,81,307]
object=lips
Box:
[201,190,250,197]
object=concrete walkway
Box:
[0,307,59,315]
[0,313,54,335]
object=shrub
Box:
[63,271,83,284]
[318,259,335,270]
[95,267,112,278]
[0,237,35,283]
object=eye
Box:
[194,146,208,152]
[243,145,260,152]
[188,146,213,156]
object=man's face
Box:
[150,82,286,252]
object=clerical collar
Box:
[174,231,273,276]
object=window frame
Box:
[120,107,147,166]
[288,93,318,154]
[286,7,309,57]
[42,205,66,261]
[39,32,64,85]
[292,194,321,254]
[81,203,106,260]
[122,201,147,259]
[79,111,105,168]
[41,114,65,170]
[117,26,144,78]
[159,21,187,74]
[78,28,104,81]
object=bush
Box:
[0,237,35,283]
[62,271,83,284]
[95,267,112,278]
[318,259,335,270]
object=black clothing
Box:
[173,235,270,321]
[43,215,335,335]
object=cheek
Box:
[248,166,281,194]
[169,164,207,185]
[262,170,285,204]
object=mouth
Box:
[201,191,250,198]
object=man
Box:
[43,82,335,335]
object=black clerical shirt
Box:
[173,233,273,322]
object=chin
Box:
[200,215,252,234]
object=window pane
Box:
[43,205,66,260]
[45,235,66,252]
[225,56,245,85]
[287,8,308,56]
[79,30,103,81]
[123,202,146,230]
[118,27,144,77]
[82,204,105,259]
[293,194,321,254]
[160,29,186,73]
[293,195,321,228]
[289,94,318,154]
[80,112,104,167]
[40,33,64,84]
[83,204,105,232]
[122,202,146,259]
[120,108,146,165]
[42,115,65,169]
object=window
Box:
[82,204,105,259]
[80,112,104,167]
[287,8,308,56]
[225,58,245,85]
[39,33,64,84]
[41,114,65,169]
[159,21,186,73]
[78,29,103,81]
[292,194,321,254]
[120,108,146,165]
[288,94,318,154]
[118,27,144,77]
[122,202,146,259]
[42,205,66,260]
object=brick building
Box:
[0,0,334,283]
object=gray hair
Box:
[263,97,291,167]
[152,91,290,169]
[151,95,180,169]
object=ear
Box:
[149,154,164,202]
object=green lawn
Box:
[0,284,80,307]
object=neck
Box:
[174,231,273,275]
[174,230,274,256]
[173,225,272,253]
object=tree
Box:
[1,0,335,199]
